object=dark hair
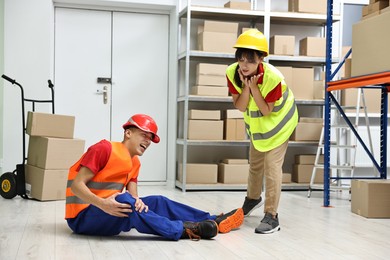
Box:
[233,48,265,87]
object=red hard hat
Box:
[122,114,160,143]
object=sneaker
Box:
[242,196,263,216]
[255,213,280,234]
[215,208,244,233]
[181,220,218,240]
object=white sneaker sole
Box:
[255,226,280,234]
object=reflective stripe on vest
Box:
[65,141,140,218]
[226,62,298,152]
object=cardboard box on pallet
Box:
[25,164,68,201]
[26,111,75,138]
[177,163,218,184]
[27,136,85,169]
[269,35,295,56]
[352,12,390,77]
[351,179,390,218]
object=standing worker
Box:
[65,114,244,240]
[226,29,298,234]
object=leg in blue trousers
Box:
[67,193,217,240]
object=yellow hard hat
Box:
[233,29,268,56]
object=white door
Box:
[54,8,169,182]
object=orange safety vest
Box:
[65,141,140,219]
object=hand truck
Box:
[0,74,55,199]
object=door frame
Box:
[53,0,178,187]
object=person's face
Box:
[126,127,153,157]
[237,54,262,77]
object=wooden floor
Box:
[1,185,389,260]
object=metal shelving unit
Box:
[177,0,342,192]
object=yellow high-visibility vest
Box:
[226,62,298,152]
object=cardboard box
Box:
[177,163,218,184]
[222,158,248,164]
[275,66,293,89]
[299,37,326,57]
[198,31,237,54]
[313,80,325,99]
[218,163,249,184]
[25,164,68,201]
[224,118,246,140]
[341,88,390,114]
[299,117,323,123]
[26,112,75,139]
[290,122,322,141]
[196,63,227,76]
[290,67,314,100]
[292,164,323,183]
[27,136,85,169]
[191,85,229,97]
[196,74,227,86]
[343,58,352,78]
[369,0,389,13]
[352,12,390,77]
[269,35,295,56]
[288,0,327,14]
[188,120,223,140]
[200,20,239,34]
[224,1,251,10]
[188,109,221,120]
[295,154,324,164]
[351,179,390,218]
[282,173,292,183]
[223,109,244,119]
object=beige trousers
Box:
[247,140,289,216]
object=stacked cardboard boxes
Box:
[191,62,228,97]
[292,154,324,184]
[25,112,85,201]
[362,0,389,19]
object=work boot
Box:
[181,220,218,240]
[215,208,244,233]
[242,196,263,216]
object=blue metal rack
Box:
[323,0,389,207]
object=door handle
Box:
[96,86,108,104]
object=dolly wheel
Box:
[0,172,17,199]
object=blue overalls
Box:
[67,193,217,240]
